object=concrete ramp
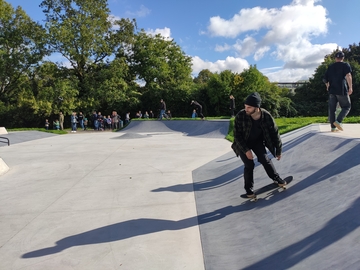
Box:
[119,120,229,138]
[192,125,360,269]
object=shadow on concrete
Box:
[22,196,360,263]
[243,197,360,269]
[21,203,259,259]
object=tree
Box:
[127,31,193,116]
[0,0,47,102]
[39,0,137,99]
[206,71,233,115]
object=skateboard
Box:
[240,176,293,202]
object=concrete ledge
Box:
[0,127,8,135]
[0,158,9,176]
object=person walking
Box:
[231,92,286,198]
[59,111,64,130]
[158,99,166,120]
[323,51,353,132]
[229,95,236,117]
[191,100,205,120]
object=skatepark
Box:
[0,120,360,269]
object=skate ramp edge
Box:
[0,127,8,135]
[0,158,9,176]
[120,120,229,138]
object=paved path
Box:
[0,121,359,269]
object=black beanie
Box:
[245,92,261,108]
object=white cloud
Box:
[234,37,257,57]
[262,67,315,82]
[125,5,151,18]
[208,6,272,38]
[215,43,231,52]
[146,27,172,39]
[192,56,249,74]
[254,46,270,61]
[204,0,337,81]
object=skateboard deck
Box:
[240,176,293,202]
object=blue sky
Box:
[6,0,360,82]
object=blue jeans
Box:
[158,109,165,120]
[79,120,84,130]
[72,122,77,131]
[94,120,99,130]
[329,94,351,128]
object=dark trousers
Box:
[197,108,204,119]
[239,142,279,193]
[329,94,351,128]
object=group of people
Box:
[135,110,155,119]
[232,50,353,198]
[90,111,122,131]
[45,112,65,131]
[45,110,125,132]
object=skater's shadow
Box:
[21,204,253,259]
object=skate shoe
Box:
[245,189,255,198]
[333,121,343,131]
[331,128,339,132]
[273,176,287,187]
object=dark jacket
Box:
[160,101,166,110]
[231,108,282,158]
[323,62,352,95]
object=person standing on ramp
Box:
[323,51,353,132]
[231,92,286,198]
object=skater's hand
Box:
[349,87,353,95]
[276,155,281,161]
[246,150,253,160]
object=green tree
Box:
[0,0,47,102]
[39,0,137,101]
[206,71,233,115]
[128,31,193,116]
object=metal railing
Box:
[0,136,10,146]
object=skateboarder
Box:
[191,100,205,120]
[231,92,286,198]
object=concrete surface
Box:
[0,121,359,269]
